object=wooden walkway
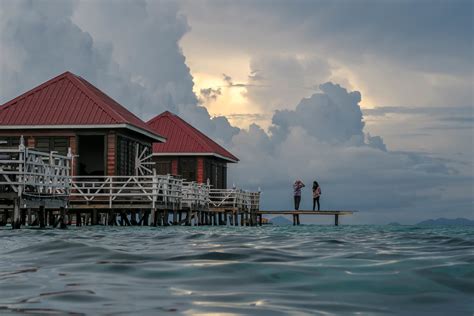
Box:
[257,210,355,226]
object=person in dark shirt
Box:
[293,180,305,210]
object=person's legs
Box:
[313,198,316,211]
[316,197,320,211]
[294,196,301,210]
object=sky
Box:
[0,0,472,224]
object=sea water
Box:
[0,225,473,315]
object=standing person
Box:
[312,181,321,211]
[293,180,305,210]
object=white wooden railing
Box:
[209,188,260,211]
[0,139,71,198]
[70,175,183,209]
[181,181,210,210]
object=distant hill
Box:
[416,218,474,226]
[269,216,293,225]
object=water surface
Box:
[0,225,473,315]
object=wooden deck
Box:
[257,210,356,226]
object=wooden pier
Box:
[257,210,355,226]
[1,140,355,229]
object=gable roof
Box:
[147,111,239,163]
[0,71,165,142]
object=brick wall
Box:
[107,132,116,176]
[171,159,178,175]
[197,157,204,183]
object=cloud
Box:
[229,82,471,223]
[199,87,221,102]
[245,55,332,113]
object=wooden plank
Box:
[257,210,355,216]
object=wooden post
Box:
[76,211,82,226]
[59,207,67,229]
[172,210,177,225]
[130,210,138,225]
[258,214,263,226]
[143,210,149,226]
[39,206,46,228]
[164,210,169,226]
[296,214,300,225]
[27,208,32,226]
[234,212,238,226]
[186,210,191,226]
[335,214,339,226]
[292,214,296,226]
[12,198,21,229]
[91,209,98,225]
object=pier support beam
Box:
[12,198,21,229]
[59,207,67,229]
[39,206,46,228]
[335,214,339,226]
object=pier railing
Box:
[69,175,183,209]
[209,188,260,211]
[181,181,210,211]
[0,142,71,198]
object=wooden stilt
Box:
[296,214,300,225]
[258,214,263,226]
[27,208,32,226]
[234,212,238,226]
[39,206,46,228]
[186,210,191,226]
[76,211,81,226]
[91,209,98,225]
[143,210,149,226]
[164,210,169,226]
[172,210,177,225]
[335,214,339,226]
[12,198,21,229]
[59,207,67,229]
[130,210,138,225]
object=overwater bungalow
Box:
[147,111,239,189]
[0,71,165,177]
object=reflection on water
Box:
[0,225,473,315]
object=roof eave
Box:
[0,124,166,143]
[152,152,238,163]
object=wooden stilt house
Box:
[0,71,165,176]
[147,111,239,189]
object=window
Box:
[35,137,69,155]
[178,158,197,181]
[0,137,20,148]
[156,160,171,175]
[116,136,151,176]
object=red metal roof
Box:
[0,71,165,142]
[147,111,239,162]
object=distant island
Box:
[269,216,293,225]
[415,218,474,226]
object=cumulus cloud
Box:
[229,82,470,223]
[199,87,221,102]
[246,55,332,113]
